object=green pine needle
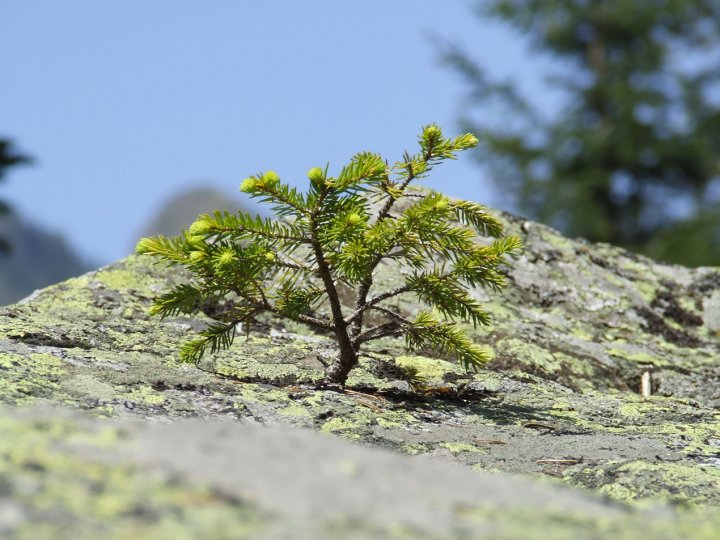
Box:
[405,311,491,371]
[179,321,237,364]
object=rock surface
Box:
[1,208,719,538]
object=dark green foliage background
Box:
[444,0,720,266]
[0,137,90,305]
[0,214,90,305]
[0,138,32,253]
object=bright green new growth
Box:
[136,125,522,385]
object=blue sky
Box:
[2,1,554,266]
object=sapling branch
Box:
[366,305,410,325]
[273,260,319,275]
[354,321,405,345]
[354,305,412,345]
[345,284,412,326]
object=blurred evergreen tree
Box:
[0,214,91,305]
[443,0,720,266]
[0,138,90,304]
[0,138,32,252]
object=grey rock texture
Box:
[0,207,719,538]
[4,405,717,540]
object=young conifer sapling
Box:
[136,125,522,386]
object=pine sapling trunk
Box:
[324,326,358,385]
[309,206,359,386]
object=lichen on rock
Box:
[0,206,719,537]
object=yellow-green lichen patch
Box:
[210,337,324,386]
[315,394,425,444]
[94,266,154,292]
[373,408,421,430]
[453,500,720,540]
[300,391,325,408]
[278,403,312,418]
[346,357,403,391]
[120,385,166,406]
[401,443,433,455]
[617,417,720,458]
[215,359,317,386]
[65,274,91,288]
[633,280,662,304]
[27,353,65,376]
[440,442,483,454]
[60,374,117,403]
[542,230,580,253]
[495,338,559,374]
[617,401,657,420]
[594,461,720,507]
[569,325,597,342]
[656,339,717,367]
[321,416,369,436]
[23,275,100,310]
[550,391,720,444]
[396,355,464,385]
[606,346,666,367]
[0,413,267,537]
[0,352,66,405]
[237,383,293,404]
[547,351,600,391]
[471,370,505,391]
[376,417,403,429]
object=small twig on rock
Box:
[640,369,652,397]
[536,458,582,465]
